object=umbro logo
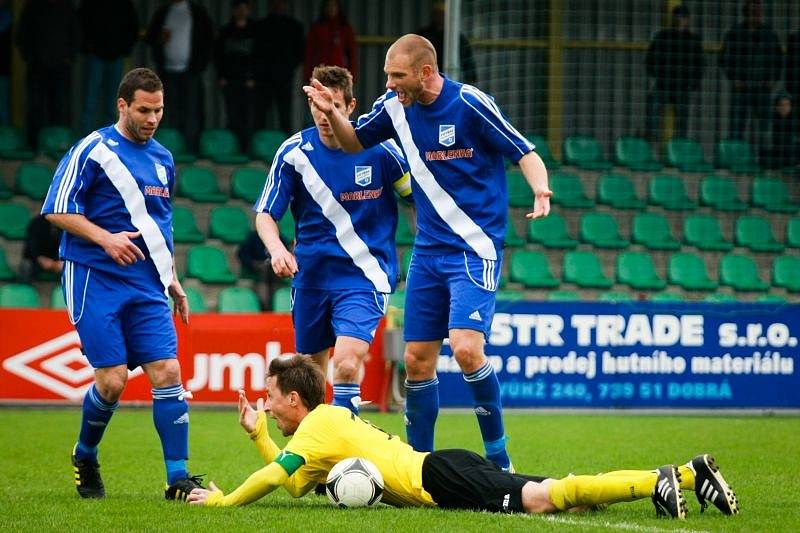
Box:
[469,310,482,321]
[173,413,190,425]
[301,142,314,151]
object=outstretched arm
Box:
[303,79,364,153]
[518,151,552,220]
[188,463,290,507]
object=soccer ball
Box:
[325,457,384,508]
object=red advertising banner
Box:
[0,310,388,406]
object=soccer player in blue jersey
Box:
[304,34,552,471]
[41,68,202,500]
[254,65,412,415]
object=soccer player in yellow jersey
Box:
[187,356,739,519]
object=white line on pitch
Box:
[536,514,710,533]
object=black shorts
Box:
[421,449,548,514]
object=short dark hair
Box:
[267,355,325,410]
[117,68,163,104]
[311,65,354,106]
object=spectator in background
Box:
[21,214,62,283]
[644,4,704,143]
[78,0,139,134]
[785,30,800,103]
[215,0,257,150]
[415,1,477,84]
[303,0,357,82]
[0,0,11,126]
[720,0,783,150]
[762,92,798,170]
[146,0,213,152]
[236,231,283,311]
[16,0,80,147]
[254,0,304,136]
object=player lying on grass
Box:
[186,356,739,519]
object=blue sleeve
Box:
[459,85,534,164]
[253,137,301,220]
[355,92,396,150]
[41,132,103,215]
[378,140,413,203]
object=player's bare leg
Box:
[330,336,370,414]
[403,340,442,451]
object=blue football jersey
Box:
[41,125,176,293]
[355,76,534,261]
[254,127,412,293]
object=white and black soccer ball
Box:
[325,457,384,508]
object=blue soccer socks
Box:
[404,377,439,452]
[152,385,189,485]
[75,384,119,463]
[332,383,361,415]
[464,362,511,470]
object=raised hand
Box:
[302,78,335,115]
[238,389,265,433]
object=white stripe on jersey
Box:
[54,132,102,213]
[284,146,392,293]
[379,139,405,174]
[88,142,174,293]
[460,85,533,157]
[255,133,302,212]
[383,97,498,261]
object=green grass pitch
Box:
[2,408,799,532]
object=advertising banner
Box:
[437,302,800,408]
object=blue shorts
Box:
[63,260,177,370]
[404,251,501,342]
[291,287,388,354]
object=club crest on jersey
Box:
[154,163,168,185]
[355,166,372,187]
[439,124,456,147]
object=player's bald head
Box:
[387,34,438,71]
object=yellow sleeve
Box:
[393,171,412,200]
[204,462,289,507]
[249,411,281,464]
[282,468,318,498]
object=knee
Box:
[333,353,363,383]
[404,348,437,379]
[450,341,484,374]
[522,480,558,514]
[95,371,127,403]
[148,359,182,388]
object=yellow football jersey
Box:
[282,404,436,507]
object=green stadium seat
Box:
[631,213,680,250]
[683,215,733,251]
[0,202,31,240]
[0,247,15,280]
[788,219,800,248]
[699,175,748,211]
[758,294,787,303]
[773,256,800,292]
[735,216,784,253]
[548,290,581,301]
[649,292,683,302]
[751,177,799,214]
[0,126,34,160]
[616,252,666,290]
[597,173,645,209]
[716,139,760,174]
[504,221,525,248]
[599,291,634,302]
[507,170,532,208]
[720,253,769,292]
[184,286,208,312]
[50,285,66,309]
[389,290,406,309]
[549,172,594,208]
[209,206,251,244]
[231,167,266,204]
[496,290,524,302]
[402,249,413,279]
[563,135,613,170]
[276,211,296,244]
[509,250,559,288]
[199,129,248,164]
[664,138,713,172]
[272,286,293,311]
[177,166,227,203]
[395,210,415,246]
[155,128,196,163]
[527,212,578,249]
[579,212,629,249]
[704,293,738,303]
[0,177,11,200]
[37,126,76,159]
[218,287,261,313]
[186,246,237,284]
[0,283,40,308]
[563,251,613,288]
[250,129,287,162]
[614,136,662,171]
[668,253,718,291]
[172,205,205,243]
[15,163,53,201]
[525,134,560,169]
[648,174,697,210]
